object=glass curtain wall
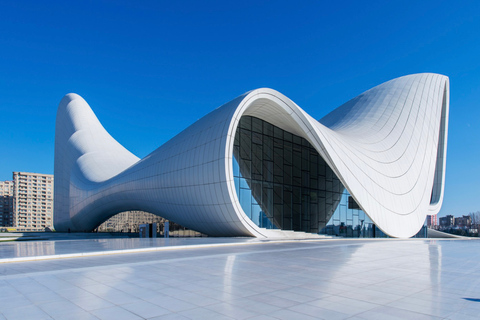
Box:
[233,116,344,233]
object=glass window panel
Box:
[252,204,262,226]
[302,149,309,170]
[318,178,326,190]
[233,155,240,177]
[252,117,263,133]
[273,185,283,205]
[284,132,292,142]
[239,188,252,218]
[234,176,240,198]
[234,131,240,146]
[263,135,273,161]
[283,165,292,185]
[239,116,251,130]
[333,179,340,193]
[240,177,249,189]
[239,161,251,180]
[284,141,292,166]
[251,180,262,203]
[273,168,283,185]
[293,187,301,204]
[318,196,326,223]
[353,213,359,229]
[263,121,274,137]
[310,203,319,231]
[274,204,283,228]
[326,190,333,205]
[239,129,251,160]
[292,203,301,230]
[283,189,292,230]
[293,135,302,146]
[273,148,284,182]
[302,171,310,186]
[252,132,262,145]
[263,161,273,182]
[340,204,346,223]
[293,152,302,176]
[232,115,352,235]
[274,126,283,139]
[273,137,283,148]
[252,144,263,180]
[262,186,273,218]
[310,154,318,176]
[318,163,326,177]
[326,167,333,180]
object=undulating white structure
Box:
[54,73,449,238]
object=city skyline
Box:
[1,1,479,218]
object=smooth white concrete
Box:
[54,73,449,238]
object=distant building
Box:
[439,215,454,227]
[13,172,54,231]
[455,215,472,228]
[427,214,438,227]
[0,180,14,227]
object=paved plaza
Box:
[0,238,479,319]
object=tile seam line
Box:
[0,237,440,264]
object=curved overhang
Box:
[225,89,339,237]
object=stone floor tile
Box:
[90,306,143,320]
[121,300,171,318]
[1,239,480,320]
[2,304,52,320]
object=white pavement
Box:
[0,238,479,319]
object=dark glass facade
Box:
[233,116,344,233]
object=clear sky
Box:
[0,0,479,217]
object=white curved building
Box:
[54,73,449,238]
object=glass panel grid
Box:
[233,116,344,233]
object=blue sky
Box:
[0,0,479,217]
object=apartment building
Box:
[426,214,438,228]
[13,172,54,231]
[0,180,14,227]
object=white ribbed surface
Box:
[54,73,449,238]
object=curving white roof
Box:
[54,73,449,238]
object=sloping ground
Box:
[427,228,465,238]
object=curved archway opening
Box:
[96,211,205,237]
